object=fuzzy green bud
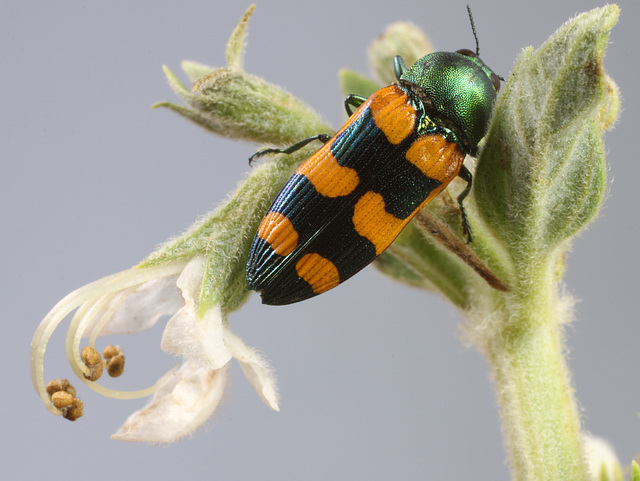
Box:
[368,22,434,85]
[154,5,332,146]
[338,22,433,106]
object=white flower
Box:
[30,255,279,443]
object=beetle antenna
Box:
[466,5,480,56]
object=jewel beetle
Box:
[246,10,501,305]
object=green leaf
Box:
[630,461,640,481]
[181,60,215,84]
[377,221,471,309]
[226,5,255,70]
[473,6,619,282]
[599,75,621,131]
[338,69,380,100]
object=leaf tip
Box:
[226,4,257,69]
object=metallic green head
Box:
[396,49,501,155]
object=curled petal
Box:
[111,361,227,443]
[96,276,182,335]
[161,257,232,368]
[161,304,231,369]
[224,329,280,411]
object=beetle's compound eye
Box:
[456,48,476,58]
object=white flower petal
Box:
[160,256,231,368]
[98,276,183,335]
[175,255,207,302]
[161,302,232,369]
[224,329,280,411]
[111,361,227,443]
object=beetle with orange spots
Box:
[246,11,501,305]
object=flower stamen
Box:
[31,261,187,416]
[81,346,103,381]
[46,379,83,421]
[103,345,125,378]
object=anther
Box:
[103,345,125,378]
[81,346,103,381]
[45,378,83,421]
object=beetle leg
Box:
[344,95,367,116]
[456,164,473,243]
[249,134,332,164]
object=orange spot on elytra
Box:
[296,150,360,197]
[405,135,465,183]
[257,212,299,256]
[352,192,406,255]
[295,253,340,294]
[369,85,416,145]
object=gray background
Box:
[2,0,637,479]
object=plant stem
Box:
[484,279,589,481]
